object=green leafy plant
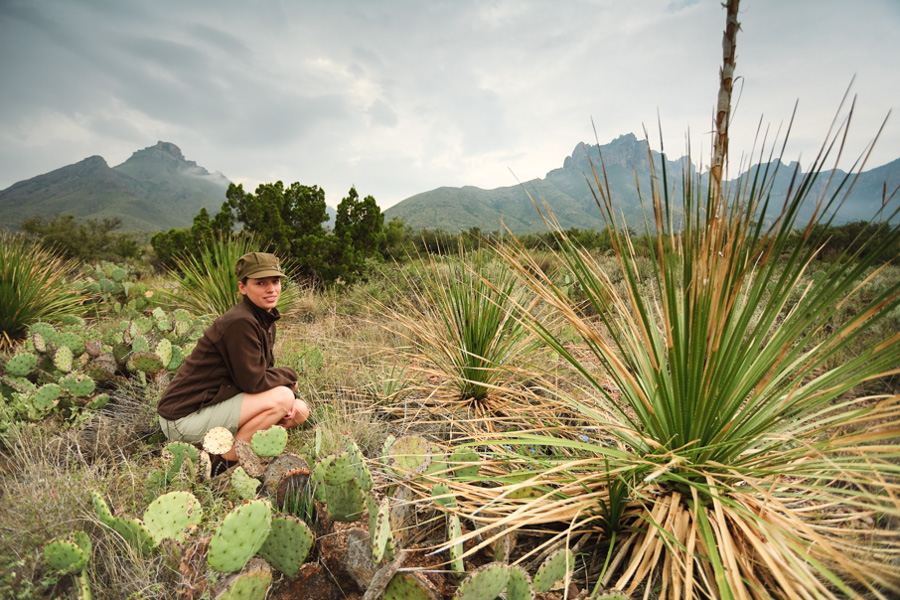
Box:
[0,232,86,349]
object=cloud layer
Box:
[1,0,897,209]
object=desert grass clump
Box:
[0,231,87,349]
[448,111,900,599]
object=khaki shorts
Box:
[158,393,244,443]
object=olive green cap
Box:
[235,252,284,280]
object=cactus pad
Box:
[60,374,96,398]
[53,345,74,373]
[162,441,200,481]
[234,439,269,478]
[370,495,392,563]
[167,344,185,371]
[113,516,157,555]
[155,338,173,368]
[323,452,355,486]
[203,427,234,455]
[533,548,574,593]
[322,478,366,522]
[346,437,374,491]
[447,513,463,574]
[143,491,202,544]
[250,425,287,457]
[87,393,110,410]
[207,500,273,573]
[131,351,164,373]
[263,453,309,498]
[491,528,517,563]
[450,447,481,478]
[384,571,440,600]
[453,562,510,600]
[432,483,457,508]
[257,513,315,577]
[56,331,85,356]
[43,537,89,575]
[5,352,37,377]
[231,466,262,500]
[32,383,62,412]
[506,565,534,600]
[216,563,272,600]
[90,490,116,528]
[386,435,432,477]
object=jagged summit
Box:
[0,142,230,232]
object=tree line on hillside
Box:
[14,179,899,284]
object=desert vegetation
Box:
[3,3,900,599]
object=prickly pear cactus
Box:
[322,478,366,522]
[323,452,355,486]
[506,565,535,600]
[215,563,272,600]
[112,515,157,555]
[532,547,574,593]
[432,483,457,508]
[203,427,234,455]
[130,351,164,374]
[52,345,74,373]
[346,437,373,492]
[143,491,202,544]
[60,374,96,398]
[453,562,510,600]
[32,383,62,412]
[384,571,440,600]
[231,467,262,501]
[207,500,273,573]
[155,338,173,368]
[386,435,432,477]
[257,513,315,577]
[370,495,392,563]
[161,441,201,483]
[90,491,116,528]
[4,352,37,377]
[43,530,91,575]
[449,447,481,479]
[447,513,463,574]
[250,425,287,457]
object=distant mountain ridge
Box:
[385,133,900,233]
[0,141,230,232]
[2,136,897,235]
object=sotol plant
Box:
[0,231,86,349]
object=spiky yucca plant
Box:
[159,234,304,318]
[378,248,548,416]
[0,232,86,349]
[440,114,900,599]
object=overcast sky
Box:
[1,0,898,209]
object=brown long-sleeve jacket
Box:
[157,297,297,420]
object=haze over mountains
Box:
[1,136,897,235]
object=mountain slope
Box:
[0,142,229,232]
[386,134,898,233]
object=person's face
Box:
[238,276,282,311]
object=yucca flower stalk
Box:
[158,233,304,318]
[441,111,900,599]
[0,231,86,348]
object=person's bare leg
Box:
[279,398,309,428]
[221,386,295,461]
